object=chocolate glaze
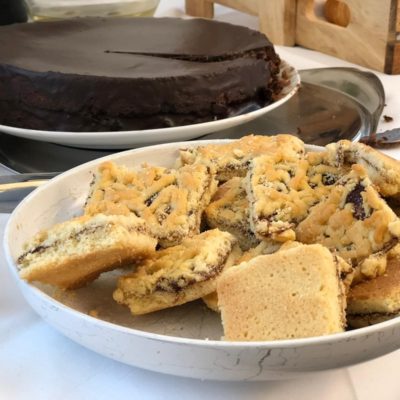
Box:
[0,18,281,132]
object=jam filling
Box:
[345,183,366,220]
[154,250,231,293]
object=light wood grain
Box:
[387,42,400,74]
[211,0,258,15]
[397,1,400,32]
[296,0,395,73]
[258,0,296,45]
[185,0,296,45]
[324,0,350,27]
[185,0,214,18]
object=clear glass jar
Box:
[0,0,27,25]
[24,0,160,21]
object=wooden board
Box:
[258,0,296,46]
[397,1,400,32]
[185,0,296,45]
[296,0,397,73]
[211,0,259,15]
[185,0,214,18]
[387,41,400,74]
[186,0,400,73]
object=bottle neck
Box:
[0,0,28,25]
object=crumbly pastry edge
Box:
[113,231,239,315]
[326,140,400,198]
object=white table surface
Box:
[2,2,400,399]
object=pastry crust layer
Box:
[113,229,238,315]
[85,161,217,247]
[297,165,400,282]
[18,214,157,289]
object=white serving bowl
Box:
[4,140,400,381]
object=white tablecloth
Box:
[2,2,400,399]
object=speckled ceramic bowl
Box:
[4,140,400,381]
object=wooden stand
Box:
[186,0,400,74]
[296,0,400,74]
[185,0,297,46]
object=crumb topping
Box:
[205,177,259,250]
[116,229,237,296]
[246,150,345,241]
[85,161,217,247]
[297,165,400,281]
[178,134,305,181]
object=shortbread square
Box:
[113,229,238,315]
[18,214,157,289]
[217,244,348,341]
[85,161,217,247]
[297,164,400,282]
[202,240,301,312]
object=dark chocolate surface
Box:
[0,17,273,77]
[0,18,280,131]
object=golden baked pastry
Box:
[205,177,259,250]
[238,240,306,265]
[113,229,238,315]
[246,151,344,242]
[85,161,217,247]
[347,254,400,328]
[217,244,350,341]
[201,291,220,313]
[297,164,400,282]
[326,140,400,198]
[178,134,305,182]
[17,134,400,338]
[18,214,157,289]
[202,240,302,312]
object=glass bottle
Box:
[0,0,27,25]
[24,0,160,21]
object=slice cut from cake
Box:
[178,134,305,182]
[217,244,350,341]
[113,229,238,315]
[325,140,400,198]
[85,161,217,247]
[205,177,259,250]
[17,214,157,289]
[296,165,400,283]
[246,150,344,242]
[347,253,400,328]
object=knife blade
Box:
[359,128,400,147]
[0,172,58,184]
[0,172,59,213]
[0,187,41,213]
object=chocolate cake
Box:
[0,17,281,132]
